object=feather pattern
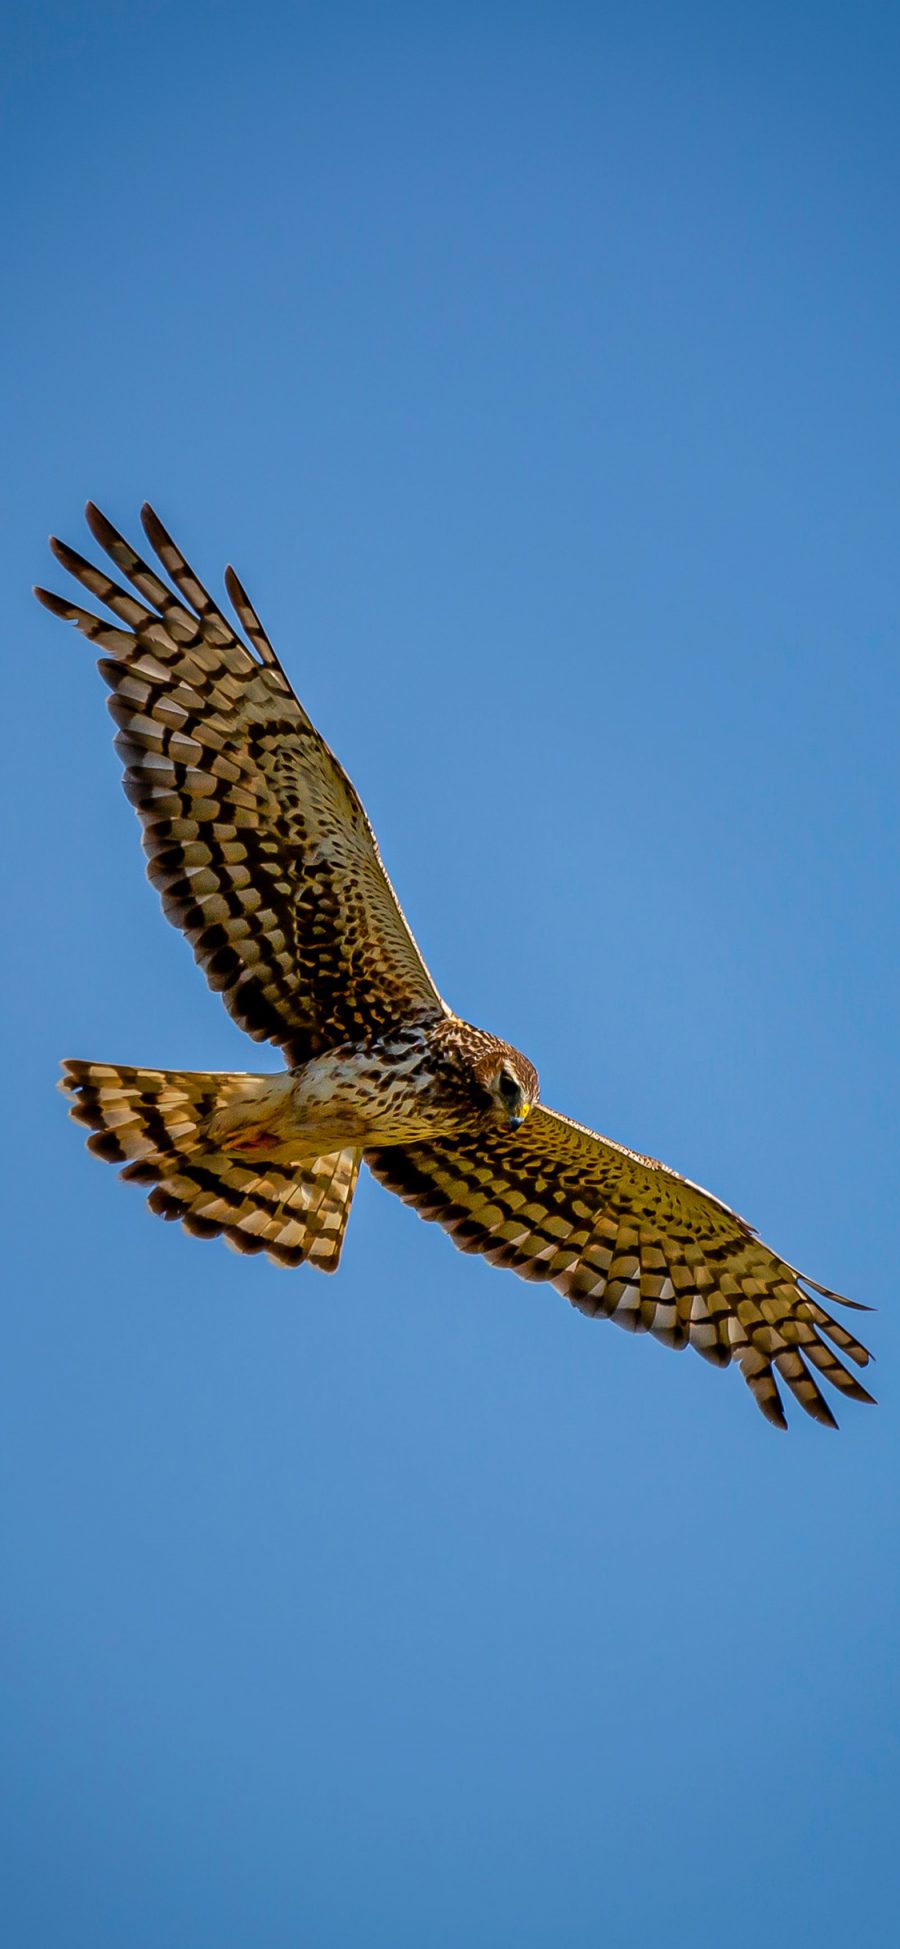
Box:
[37,504,446,1066]
[62,1060,360,1270]
[366,1109,875,1429]
[38,505,876,1427]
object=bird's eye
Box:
[498,1071,519,1104]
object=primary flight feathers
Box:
[37,504,875,1430]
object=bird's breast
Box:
[288,1029,467,1146]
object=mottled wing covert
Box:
[37,505,446,1062]
[366,1107,875,1428]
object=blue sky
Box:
[2,3,898,1942]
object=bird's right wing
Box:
[366,1105,874,1428]
[37,504,447,1064]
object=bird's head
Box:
[484,1047,539,1131]
[433,1020,539,1132]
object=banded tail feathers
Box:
[60,1061,360,1270]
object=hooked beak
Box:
[508,1104,530,1131]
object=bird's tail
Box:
[60,1060,361,1270]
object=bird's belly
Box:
[208,1045,457,1161]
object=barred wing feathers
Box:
[36,504,445,1065]
[366,1107,874,1428]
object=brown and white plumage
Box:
[61,1062,361,1270]
[41,502,444,1066]
[37,504,875,1429]
[367,1114,874,1430]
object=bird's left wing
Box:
[37,504,447,1064]
[365,1107,874,1428]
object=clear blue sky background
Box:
[2,4,898,1943]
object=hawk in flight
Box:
[37,505,875,1430]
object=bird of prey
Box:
[37,504,875,1431]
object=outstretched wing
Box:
[366,1107,874,1428]
[37,504,447,1064]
